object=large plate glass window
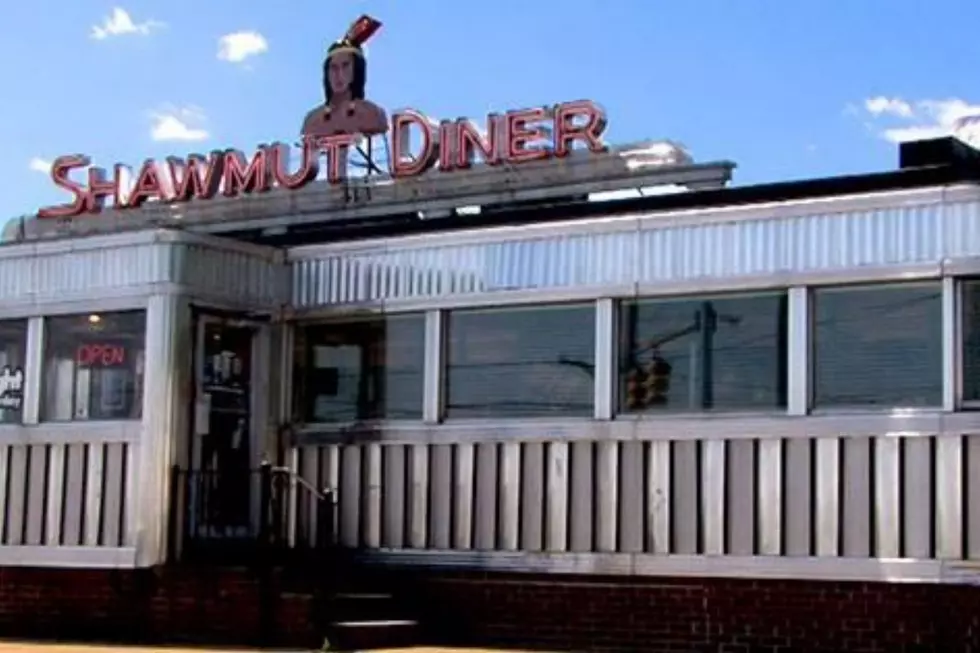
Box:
[295,314,425,422]
[444,303,596,419]
[0,320,28,424]
[42,311,147,421]
[619,292,788,413]
[960,279,980,404]
[812,283,942,408]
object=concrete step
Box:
[326,591,412,625]
[327,618,420,650]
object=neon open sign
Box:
[76,343,126,368]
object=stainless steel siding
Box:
[0,236,281,307]
[179,244,282,306]
[288,428,980,563]
[0,439,134,547]
[0,242,174,303]
[290,199,976,307]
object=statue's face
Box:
[328,51,355,96]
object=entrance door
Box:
[191,317,259,538]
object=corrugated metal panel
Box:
[180,244,282,306]
[0,242,175,303]
[291,198,979,307]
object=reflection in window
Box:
[619,293,788,413]
[42,311,146,421]
[812,283,941,408]
[444,304,595,419]
[295,315,425,422]
[0,320,28,424]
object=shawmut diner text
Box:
[37,100,607,220]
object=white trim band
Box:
[360,549,980,586]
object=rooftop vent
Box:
[899,136,980,170]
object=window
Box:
[619,293,788,413]
[0,320,28,424]
[444,304,595,419]
[812,283,941,408]
[295,315,425,422]
[42,311,146,421]
[963,280,980,403]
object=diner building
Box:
[1,134,980,651]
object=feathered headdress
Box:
[327,15,382,58]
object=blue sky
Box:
[3,0,979,220]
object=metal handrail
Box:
[269,465,332,502]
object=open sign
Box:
[76,343,126,367]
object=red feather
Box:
[346,15,382,47]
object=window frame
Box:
[294,312,427,425]
[808,280,944,412]
[40,310,148,423]
[615,290,790,417]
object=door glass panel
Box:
[195,321,254,536]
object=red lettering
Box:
[390,110,438,177]
[126,159,167,208]
[86,166,124,213]
[266,141,319,190]
[455,117,501,169]
[505,108,551,164]
[553,100,607,158]
[438,120,455,171]
[315,134,357,184]
[37,155,92,219]
[41,98,609,217]
[76,344,126,368]
[168,153,224,202]
[222,149,271,197]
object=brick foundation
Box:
[1,565,979,651]
[408,571,980,652]
[0,566,319,649]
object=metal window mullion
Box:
[23,317,45,425]
[594,298,615,420]
[278,321,295,427]
[942,276,958,412]
[787,287,810,416]
[423,309,444,424]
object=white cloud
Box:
[864,96,914,118]
[149,106,210,142]
[860,96,980,147]
[217,31,268,63]
[91,7,164,40]
[28,157,51,174]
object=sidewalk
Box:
[0,644,544,653]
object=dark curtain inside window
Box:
[445,304,596,419]
[962,280,980,402]
[812,283,942,407]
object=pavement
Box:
[0,644,540,653]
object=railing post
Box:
[258,461,273,550]
[316,488,337,550]
[326,488,338,547]
[257,460,276,647]
[166,465,180,564]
